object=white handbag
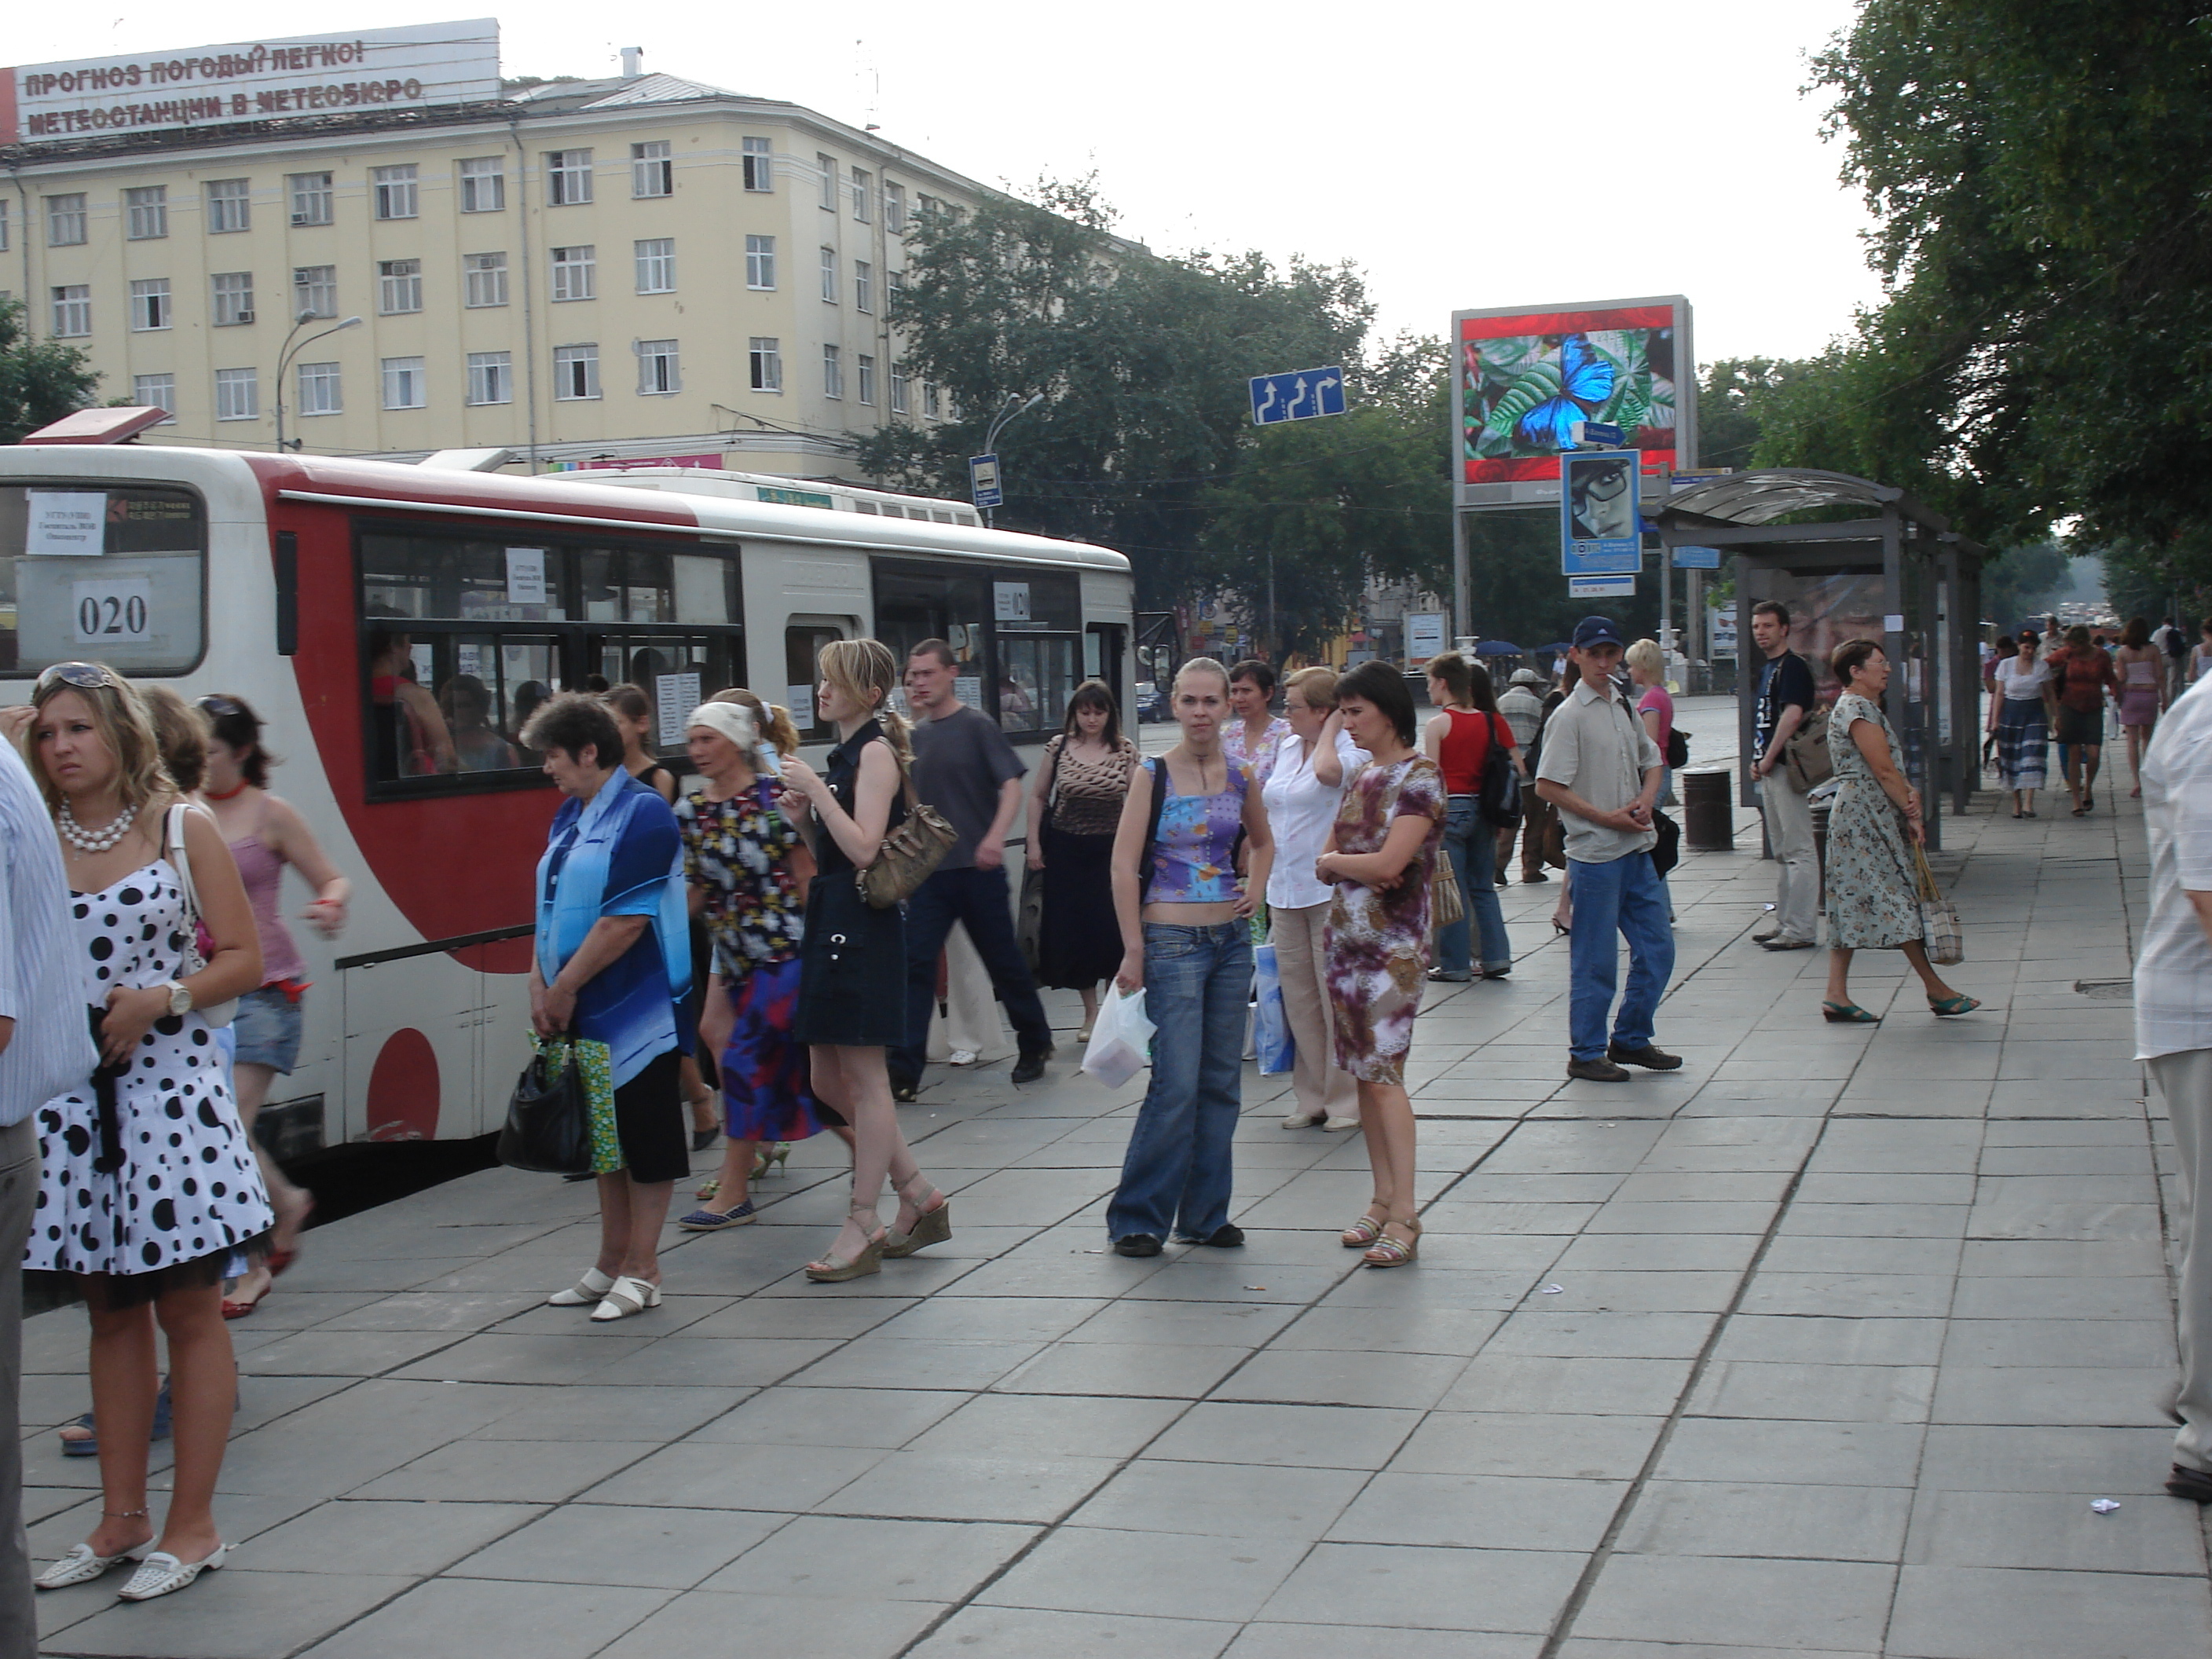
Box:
[163,804,238,1027]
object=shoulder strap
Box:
[1136,759,1169,894]
[165,803,203,924]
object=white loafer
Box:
[1281,1110,1324,1129]
[548,1267,616,1307]
[34,1540,150,1590]
[118,1542,229,1601]
[1321,1115,1361,1131]
[590,1275,663,1321]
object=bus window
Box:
[784,622,846,741]
[1,484,207,678]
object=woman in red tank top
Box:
[1421,652,1516,981]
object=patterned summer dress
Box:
[1824,693,1924,950]
[1224,716,1292,786]
[1324,754,1447,1084]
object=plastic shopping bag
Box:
[1252,944,1296,1075]
[1082,987,1155,1090]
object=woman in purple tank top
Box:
[196,695,351,1317]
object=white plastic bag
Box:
[1252,944,1295,1075]
[1082,987,1155,1089]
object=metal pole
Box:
[1451,510,1470,640]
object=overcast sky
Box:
[16,1,1884,366]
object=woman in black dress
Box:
[780,639,949,1282]
[1025,679,1137,1042]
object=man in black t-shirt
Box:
[1748,601,1819,950]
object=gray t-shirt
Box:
[1535,678,1662,865]
[910,703,1027,870]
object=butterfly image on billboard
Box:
[1457,301,1683,486]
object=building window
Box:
[638,339,679,395]
[884,181,906,233]
[749,338,782,392]
[289,172,333,226]
[50,285,91,337]
[817,154,837,211]
[745,235,776,290]
[0,200,11,253]
[130,279,170,332]
[215,368,258,421]
[211,272,255,327]
[378,258,423,314]
[822,343,843,399]
[47,195,87,247]
[207,178,251,233]
[632,141,673,198]
[742,137,773,192]
[554,343,600,400]
[463,251,508,308]
[857,353,876,405]
[459,156,505,213]
[547,149,593,206]
[635,238,675,295]
[381,356,427,410]
[819,247,837,302]
[851,167,871,222]
[855,261,873,313]
[917,193,940,220]
[890,364,909,414]
[133,373,175,419]
[551,246,596,302]
[467,350,512,405]
[126,186,168,240]
[297,361,342,416]
[294,265,337,319]
[923,380,941,419]
[372,165,418,220]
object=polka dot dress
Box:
[22,861,274,1286]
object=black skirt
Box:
[793,872,909,1048]
[1038,822,1122,989]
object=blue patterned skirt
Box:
[720,957,828,1143]
[1995,697,2048,789]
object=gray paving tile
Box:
[1483,1311,1717,1359]
[980,1523,1307,1621]
[1258,1541,1584,1633]
[992,1341,1251,1399]
[1903,1488,2208,1573]
[50,1569,415,1657]
[1226,1628,1538,1659]
[791,1335,1044,1391]
[826,1451,1122,1523]
[475,1384,753,1442]
[1689,1361,1937,1423]
[1929,1365,2178,1426]
[1328,1471,1625,1552]
[699,1514,1035,1599]
[1056,1298,1302,1347]
[1944,1275,2174,1321]
[909,1605,1240,1659]
[907,1390,1183,1460]
[1885,1563,2212,1658]
[584,1439,886,1511]
[1570,1553,1897,1649]
[450,1503,786,1588]
[349,1436,654,1503]
[1071,1459,1368,1540]
[1440,1356,1694,1416]
[577,1587,946,1659]
[1209,1348,1468,1410]
[1391,1412,1665,1481]
[227,1497,545,1576]
[1740,1273,1956,1317]
[1613,1478,1913,1562]
[1144,1401,1424,1470]
[683,1386,964,1448]
[1653,1418,1925,1487]
[1712,1315,1946,1366]
[1778,1203,1972,1239]
[1265,1306,1511,1353]
[1939,1317,2173,1368]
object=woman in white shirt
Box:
[1989,632,2057,817]
[1262,667,1367,1131]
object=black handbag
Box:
[1651,808,1681,879]
[496,1038,593,1174]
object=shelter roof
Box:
[1661,469,1906,526]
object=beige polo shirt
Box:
[1535,676,1662,865]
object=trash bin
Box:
[1682,769,1733,851]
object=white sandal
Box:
[590,1275,662,1321]
[547,1267,616,1307]
[34,1540,151,1590]
[118,1542,230,1601]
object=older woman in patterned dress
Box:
[1821,639,1979,1024]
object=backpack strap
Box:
[1134,758,1169,902]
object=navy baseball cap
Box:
[1571,615,1625,650]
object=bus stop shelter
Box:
[1654,470,1986,849]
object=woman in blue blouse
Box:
[522,694,692,1322]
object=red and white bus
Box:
[0,438,1133,1153]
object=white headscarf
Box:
[685,701,757,752]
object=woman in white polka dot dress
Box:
[13,664,269,1603]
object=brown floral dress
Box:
[1324,754,1447,1083]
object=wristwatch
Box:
[165,980,193,1017]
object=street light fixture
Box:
[274,313,363,453]
[980,391,1046,529]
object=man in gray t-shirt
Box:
[892,641,1055,1097]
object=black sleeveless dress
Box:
[793,719,910,1047]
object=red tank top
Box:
[1438,708,1507,794]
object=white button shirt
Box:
[2136,679,2212,1060]
[0,740,98,1126]
[1262,729,1368,910]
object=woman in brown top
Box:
[1026,680,1138,1041]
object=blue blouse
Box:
[535,771,692,1087]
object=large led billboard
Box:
[1453,295,1694,507]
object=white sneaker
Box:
[1321,1115,1361,1132]
[948,1049,979,1068]
[1281,1109,1324,1129]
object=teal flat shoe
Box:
[1928,994,1981,1016]
[1822,1001,1880,1024]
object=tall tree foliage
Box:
[0,298,101,445]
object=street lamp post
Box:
[980,391,1045,529]
[274,313,363,452]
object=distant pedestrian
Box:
[2165,617,2194,701]
[1990,632,2054,815]
[1262,667,1364,1132]
[781,640,950,1280]
[526,694,693,1322]
[1747,601,1818,951]
[1026,679,1137,1043]
[1534,617,1680,1083]
[1105,658,1273,1257]
[891,640,1054,1101]
[2045,624,2118,815]
[1628,638,1677,917]
[2193,617,2212,686]
[1223,659,1292,785]
[1497,668,1549,883]
[1320,662,1447,1265]
[1818,640,1978,1023]
[2133,672,2212,1505]
[0,715,100,1641]
[1421,650,1514,981]
[2115,617,2166,799]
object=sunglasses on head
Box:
[196,695,244,717]
[35,661,119,694]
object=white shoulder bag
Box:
[163,804,239,1027]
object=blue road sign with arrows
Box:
[1250,367,1347,426]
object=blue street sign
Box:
[1573,420,1624,448]
[969,452,1003,510]
[1569,574,1636,599]
[1672,544,1722,569]
[1560,450,1643,576]
[1250,367,1347,425]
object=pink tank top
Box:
[229,826,306,984]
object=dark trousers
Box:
[894,865,1053,1082]
[0,1118,39,1654]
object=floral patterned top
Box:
[676,780,807,980]
[1223,716,1293,785]
[1328,754,1448,955]
[1141,756,1252,904]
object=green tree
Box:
[0,297,101,445]
[1979,542,2073,626]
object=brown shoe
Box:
[1566,1057,1632,1082]
[1608,1042,1683,1071]
[2166,1463,2212,1503]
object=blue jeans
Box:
[894,865,1053,1084]
[1435,798,1514,976]
[1107,921,1251,1242]
[1566,851,1675,1060]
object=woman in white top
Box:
[1260,667,1366,1131]
[2193,617,2212,687]
[1988,632,2057,817]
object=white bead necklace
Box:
[57,799,137,855]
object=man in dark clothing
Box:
[891,640,1055,1100]
[1748,600,1819,950]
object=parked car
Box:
[1134,680,1166,721]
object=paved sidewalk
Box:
[27,764,2211,1657]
